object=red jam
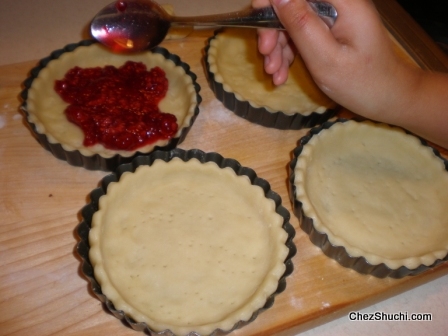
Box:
[54,61,178,151]
[115,1,127,12]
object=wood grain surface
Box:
[1,29,447,336]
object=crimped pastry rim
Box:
[77,148,296,335]
[206,29,336,116]
[20,40,201,170]
[290,119,448,278]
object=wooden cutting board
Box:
[0,29,447,336]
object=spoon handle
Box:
[170,1,337,29]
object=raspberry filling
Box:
[54,61,178,151]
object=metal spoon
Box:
[91,0,337,52]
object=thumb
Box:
[270,0,339,62]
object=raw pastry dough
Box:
[207,28,335,115]
[90,158,289,335]
[26,44,197,158]
[294,120,448,269]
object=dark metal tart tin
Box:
[20,40,202,171]
[76,148,296,335]
[204,32,338,130]
[289,118,448,279]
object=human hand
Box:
[252,0,296,86]
[253,0,448,148]
[253,0,410,118]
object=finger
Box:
[263,32,295,73]
[253,0,276,54]
[270,0,340,63]
[264,42,283,74]
[282,40,296,66]
[273,60,290,85]
[273,41,296,84]
[257,28,280,55]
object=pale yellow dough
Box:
[26,44,197,158]
[207,29,335,115]
[89,158,289,335]
[294,121,448,270]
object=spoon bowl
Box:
[91,0,337,52]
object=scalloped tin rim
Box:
[204,32,338,130]
[76,148,296,335]
[20,40,202,171]
[289,118,448,278]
